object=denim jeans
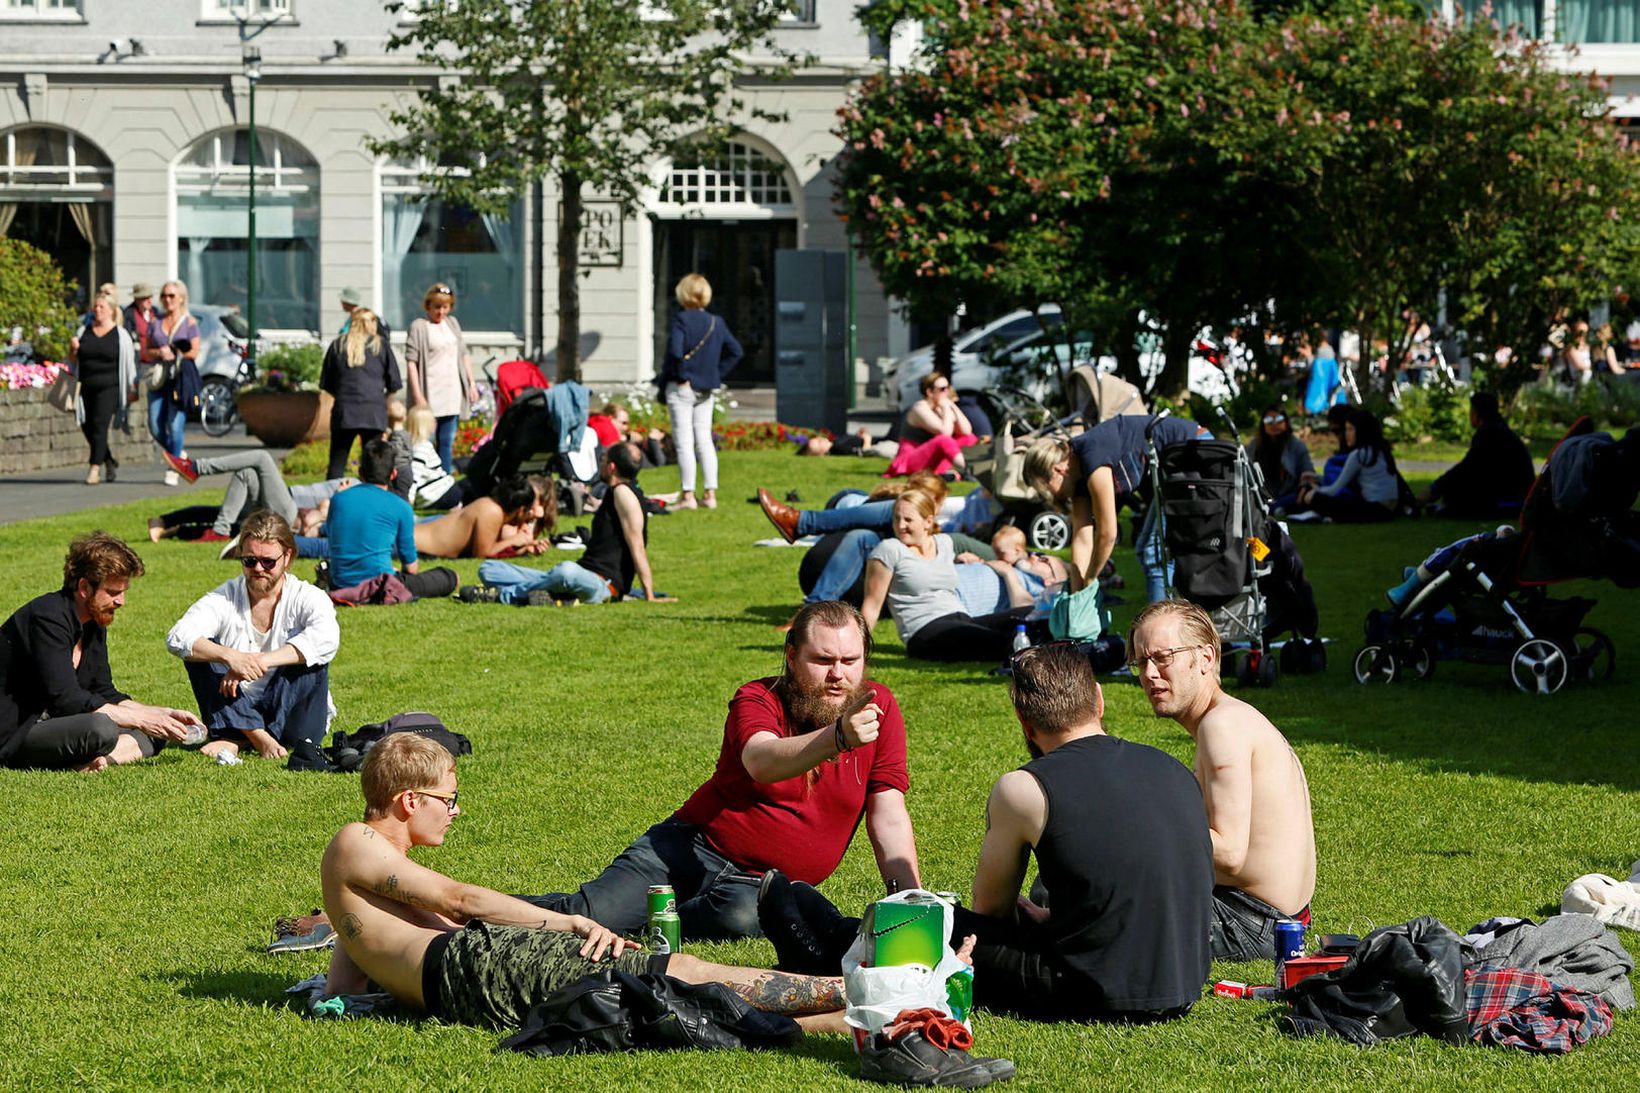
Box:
[804,529,882,605]
[664,381,717,493]
[148,394,185,457]
[184,660,331,748]
[526,820,763,940]
[1210,885,1308,963]
[435,414,457,474]
[478,559,612,604]
[1135,499,1170,604]
[797,499,894,537]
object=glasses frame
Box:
[1126,644,1205,674]
[412,788,458,811]
[239,555,281,572]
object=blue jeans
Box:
[797,499,894,537]
[148,394,185,457]
[295,535,327,559]
[184,660,330,748]
[805,529,882,604]
[435,414,458,474]
[479,559,613,604]
[1135,499,1170,604]
[526,820,763,940]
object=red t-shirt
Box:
[587,414,621,447]
[672,677,910,886]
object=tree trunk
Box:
[556,167,583,384]
[1155,318,1195,400]
[1112,309,1144,388]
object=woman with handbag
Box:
[659,273,743,509]
[67,293,137,485]
[320,308,401,479]
[404,282,478,475]
[144,279,202,486]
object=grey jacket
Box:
[403,314,471,419]
[1466,914,1635,1010]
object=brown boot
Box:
[758,488,800,543]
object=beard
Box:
[780,674,873,733]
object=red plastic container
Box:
[1278,954,1350,989]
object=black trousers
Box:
[905,608,1030,662]
[1306,492,1394,524]
[328,426,379,480]
[6,712,159,770]
[401,566,459,599]
[80,382,121,465]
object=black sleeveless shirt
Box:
[580,481,646,596]
[1024,734,1213,1011]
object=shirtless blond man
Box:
[1127,600,1317,962]
[412,473,552,560]
[321,733,847,1032]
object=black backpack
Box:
[320,711,472,773]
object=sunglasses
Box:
[160,293,177,299]
[931,382,951,392]
[239,555,281,572]
[1262,414,1286,424]
[1125,645,1203,673]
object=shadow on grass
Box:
[164,966,424,1025]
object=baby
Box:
[991,525,1069,587]
[1386,524,1518,608]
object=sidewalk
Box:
[0,425,288,527]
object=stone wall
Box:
[0,387,155,475]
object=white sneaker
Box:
[164,470,180,487]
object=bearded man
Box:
[530,600,920,941]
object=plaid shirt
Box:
[1465,965,1613,1053]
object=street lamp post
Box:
[243,45,261,360]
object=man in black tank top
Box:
[761,645,1212,1022]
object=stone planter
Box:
[235,390,334,448]
[0,385,154,474]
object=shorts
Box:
[1211,886,1311,963]
[423,921,671,1029]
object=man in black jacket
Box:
[0,532,202,771]
[1423,392,1536,518]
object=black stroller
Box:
[1149,417,1324,687]
[1354,418,1639,694]
[463,381,592,513]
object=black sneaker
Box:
[457,584,501,604]
[526,589,573,607]
[859,1029,1011,1088]
[756,869,857,975]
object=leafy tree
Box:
[375,0,808,382]
[0,238,78,363]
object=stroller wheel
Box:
[1402,642,1436,682]
[1026,510,1071,552]
[1256,651,1279,687]
[1509,639,1569,696]
[1352,644,1399,685]
[1571,627,1616,684]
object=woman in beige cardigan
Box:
[404,282,478,473]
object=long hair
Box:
[1251,403,1292,487]
[342,309,381,367]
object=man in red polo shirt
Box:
[529,600,920,940]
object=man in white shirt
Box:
[166,510,340,763]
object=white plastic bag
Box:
[842,890,971,1047]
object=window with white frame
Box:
[655,141,795,218]
[2,127,111,193]
[380,158,524,335]
[175,129,319,330]
[1,0,82,18]
[200,0,292,22]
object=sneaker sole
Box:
[267,927,337,953]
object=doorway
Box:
[653,218,796,385]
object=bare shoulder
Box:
[323,823,399,873]
[1198,693,1283,751]
[989,769,1046,820]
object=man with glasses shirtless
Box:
[319,733,847,1034]
[1127,600,1317,962]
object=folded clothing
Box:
[1465,964,1613,1053]
[1562,867,1640,933]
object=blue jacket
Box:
[662,308,743,390]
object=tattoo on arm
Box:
[340,912,363,940]
[729,972,845,1016]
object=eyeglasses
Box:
[414,789,459,811]
[160,293,177,299]
[1126,645,1203,673]
[239,555,281,572]
[1262,414,1286,425]
[931,382,951,392]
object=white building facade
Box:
[0,0,908,386]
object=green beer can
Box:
[647,884,677,917]
[648,910,682,954]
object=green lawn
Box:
[1,451,1636,1089]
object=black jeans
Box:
[327,426,378,480]
[7,712,159,770]
[1306,492,1394,524]
[400,567,458,599]
[905,608,1031,663]
[1210,885,1309,963]
[80,381,121,465]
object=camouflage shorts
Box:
[426,921,667,1029]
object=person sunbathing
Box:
[413,473,553,559]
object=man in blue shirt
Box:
[326,438,455,599]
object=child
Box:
[384,396,414,503]
[1386,525,1518,608]
[991,524,1069,588]
[406,404,460,509]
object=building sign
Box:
[579,201,623,268]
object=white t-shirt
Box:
[237,622,283,700]
[423,319,461,417]
[869,534,966,643]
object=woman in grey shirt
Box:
[861,489,1031,662]
[1295,408,1400,522]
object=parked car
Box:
[885,307,1063,412]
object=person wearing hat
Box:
[338,288,391,343]
[124,282,158,360]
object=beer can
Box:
[648,910,682,955]
[1274,919,1306,965]
[647,884,677,917]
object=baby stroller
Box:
[976,368,1149,551]
[464,380,590,499]
[1354,418,1638,694]
[1148,415,1324,686]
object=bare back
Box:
[412,498,502,559]
[320,823,455,1008]
[1193,691,1316,914]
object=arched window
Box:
[654,140,796,219]
[174,129,319,331]
[380,157,524,335]
[0,127,114,302]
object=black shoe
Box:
[104,457,117,483]
[787,877,860,961]
[757,870,835,975]
[859,1029,1010,1088]
[457,584,501,604]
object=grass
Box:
[0,450,1636,1090]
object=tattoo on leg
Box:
[375,874,399,897]
[730,971,845,1016]
[340,912,363,940]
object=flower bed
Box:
[0,360,65,390]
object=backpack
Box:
[323,711,472,773]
